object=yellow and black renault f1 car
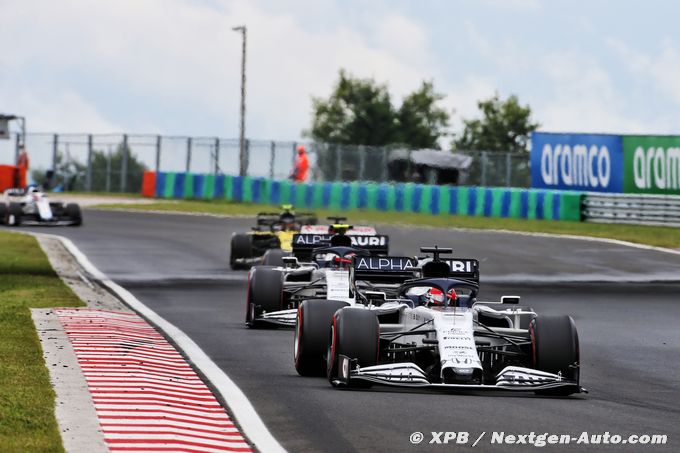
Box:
[229,205,317,269]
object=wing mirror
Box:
[282,256,299,268]
[501,295,520,305]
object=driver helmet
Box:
[279,213,296,230]
[423,287,458,306]
[319,252,354,269]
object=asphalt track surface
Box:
[7,210,680,452]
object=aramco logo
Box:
[633,147,680,190]
[540,144,611,189]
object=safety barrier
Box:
[142,171,583,222]
[0,165,26,192]
[582,193,680,227]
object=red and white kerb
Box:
[56,309,252,453]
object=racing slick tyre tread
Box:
[327,307,379,387]
[7,202,22,226]
[295,299,350,377]
[230,234,253,270]
[262,248,292,267]
[65,203,82,226]
[245,266,284,328]
[0,203,6,225]
[530,315,580,396]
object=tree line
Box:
[306,69,539,153]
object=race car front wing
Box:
[252,308,297,327]
[19,219,80,226]
[332,356,584,393]
[233,256,265,267]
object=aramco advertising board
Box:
[531,132,680,195]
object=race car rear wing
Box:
[4,187,27,197]
[295,212,318,225]
[300,223,378,235]
[416,247,479,283]
[256,212,280,227]
[256,210,317,227]
[292,233,389,261]
[351,256,418,284]
[351,256,480,284]
[420,258,480,283]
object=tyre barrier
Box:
[141,171,583,221]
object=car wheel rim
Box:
[327,321,336,377]
[294,311,302,361]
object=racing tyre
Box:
[245,266,284,328]
[0,203,6,225]
[7,202,22,226]
[295,299,350,377]
[530,315,580,396]
[65,203,82,226]
[327,307,379,387]
[230,234,253,270]
[262,248,292,267]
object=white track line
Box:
[50,234,287,453]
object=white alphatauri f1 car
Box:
[256,218,389,267]
[0,187,82,226]
[245,224,389,328]
[294,247,584,396]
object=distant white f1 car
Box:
[0,187,82,226]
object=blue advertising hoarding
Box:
[531,132,624,193]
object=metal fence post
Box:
[406,148,412,179]
[155,135,161,173]
[51,134,59,184]
[244,139,250,176]
[480,151,488,187]
[269,141,275,179]
[185,137,192,173]
[212,137,219,174]
[335,146,342,181]
[120,134,129,192]
[291,142,297,166]
[85,134,93,192]
[505,152,512,187]
[14,132,20,165]
[106,146,112,193]
[358,145,366,181]
[381,148,388,181]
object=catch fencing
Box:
[0,132,529,193]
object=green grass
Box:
[0,232,84,453]
[95,199,680,249]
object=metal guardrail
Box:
[582,193,680,227]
